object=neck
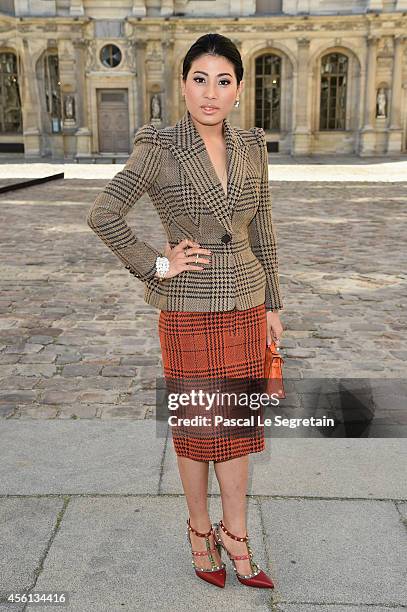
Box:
[189,110,225,141]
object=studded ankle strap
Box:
[192,547,218,556]
[187,517,213,538]
[219,519,248,542]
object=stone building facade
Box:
[0,0,406,159]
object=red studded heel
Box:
[213,519,274,589]
[186,518,226,588]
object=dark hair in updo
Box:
[182,33,244,85]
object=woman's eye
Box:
[193,77,231,86]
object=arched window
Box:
[43,53,62,132]
[255,54,281,131]
[0,52,22,133]
[320,52,348,130]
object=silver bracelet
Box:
[155,256,170,281]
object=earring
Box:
[234,98,240,108]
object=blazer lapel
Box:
[169,108,249,233]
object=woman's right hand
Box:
[155,239,212,280]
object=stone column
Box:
[388,35,405,152]
[21,38,42,158]
[73,39,92,158]
[364,35,378,129]
[359,35,379,156]
[57,38,83,158]
[292,37,311,155]
[162,39,174,125]
[133,39,147,129]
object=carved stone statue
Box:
[64,95,75,119]
[376,88,387,118]
[151,94,161,120]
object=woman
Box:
[87,33,284,590]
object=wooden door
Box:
[97,89,129,153]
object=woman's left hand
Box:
[266,311,283,348]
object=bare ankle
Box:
[221,517,247,538]
[188,515,211,533]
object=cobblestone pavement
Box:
[0,171,406,420]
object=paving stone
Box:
[0,354,20,365]
[27,335,56,344]
[18,406,58,418]
[4,343,44,354]
[0,497,64,603]
[260,498,407,606]
[0,420,165,495]
[0,376,38,390]
[101,366,137,377]
[0,405,15,417]
[55,404,99,418]
[0,391,37,403]
[99,405,149,419]
[61,364,102,377]
[13,364,57,378]
[55,352,82,365]
[42,391,81,405]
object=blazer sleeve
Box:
[86,124,163,282]
[248,127,284,311]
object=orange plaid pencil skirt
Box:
[158,303,268,462]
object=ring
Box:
[195,253,199,264]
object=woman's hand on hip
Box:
[158,239,212,279]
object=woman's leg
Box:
[177,455,222,569]
[214,454,254,575]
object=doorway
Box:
[97,88,130,153]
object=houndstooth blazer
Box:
[87,108,283,312]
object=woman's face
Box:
[181,53,243,124]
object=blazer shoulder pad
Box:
[133,123,161,146]
[155,125,174,147]
[248,126,266,146]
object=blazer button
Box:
[221,233,232,244]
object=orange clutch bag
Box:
[264,341,286,399]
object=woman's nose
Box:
[204,85,217,98]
